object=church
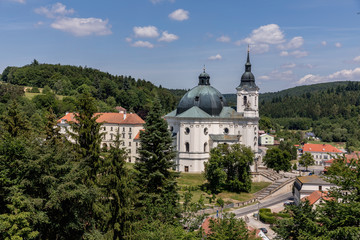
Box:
[165,50,260,173]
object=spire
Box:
[245,45,251,72]
[198,66,210,85]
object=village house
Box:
[293,175,336,205]
[58,107,145,163]
[301,143,343,166]
[302,190,332,208]
[259,133,274,146]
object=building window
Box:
[122,133,125,138]
[136,142,138,147]
[185,142,190,152]
[184,166,189,172]
[111,127,113,131]
[128,149,131,154]
[185,127,190,135]
[103,127,106,131]
[128,157,131,163]
[319,186,322,191]
[224,128,229,134]
[243,96,247,105]
[122,141,125,146]
[204,142,208,152]
[129,127,132,132]
[129,142,131,146]
[110,134,113,140]
[128,133,132,139]
[123,127,125,132]
[170,126,174,132]
[204,128,208,135]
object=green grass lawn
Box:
[177,173,271,205]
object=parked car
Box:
[284,201,295,206]
[259,227,268,234]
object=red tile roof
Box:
[134,129,144,140]
[58,112,144,125]
[302,191,332,205]
[201,217,214,236]
[302,144,342,153]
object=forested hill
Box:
[223,81,355,106]
[260,81,360,119]
[1,60,178,114]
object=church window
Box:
[243,96,247,105]
[204,142,208,152]
[204,128,208,135]
[184,166,189,172]
[224,128,229,134]
[185,127,190,135]
[170,126,174,132]
[185,142,190,152]
[195,96,199,101]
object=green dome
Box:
[176,71,227,116]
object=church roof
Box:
[165,106,243,119]
[237,48,258,91]
[176,70,227,116]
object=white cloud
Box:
[208,54,222,60]
[35,2,74,18]
[216,35,231,43]
[353,56,360,63]
[252,44,270,54]
[169,9,189,21]
[51,17,112,36]
[278,36,304,50]
[242,24,285,45]
[131,40,154,48]
[158,31,178,42]
[259,70,294,82]
[280,51,289,56]
[280,50,308,58]
[281,63,296,69]
[297,68,360,85]
[321,41,327,46]
[133,26,159,38]
[335,42,342,48]
[290,50,308,58]
[125,37,132,42]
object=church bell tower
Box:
[236,47,259,118]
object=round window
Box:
[185,127,190,135]
[204,128,208,135]
[224,128,229,134]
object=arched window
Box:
[204,142,208,152]
[243,96,247,105]
[204,128,208,135]
[185,142,190,152]
[185,127,190,135]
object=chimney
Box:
[123,112,126,120]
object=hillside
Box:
[223,81,355,106]
[1,60,178,115]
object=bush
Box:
[259,208,271,214]
[276,212,291,218]
[259,208,276,224]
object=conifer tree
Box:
[69,91,103,184]
[98,135,137,239]
[134,98,179,223]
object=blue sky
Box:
[1,0,360,93]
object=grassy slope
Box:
[178,173,271,204]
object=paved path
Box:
[233,192,293,217]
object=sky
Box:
[1,0,360,94]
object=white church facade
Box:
[165,50,260,173]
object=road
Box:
[233,192,293,217]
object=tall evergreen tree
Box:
[97,135,137,239]
[69,92,103,184]
[134,99,179,223]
